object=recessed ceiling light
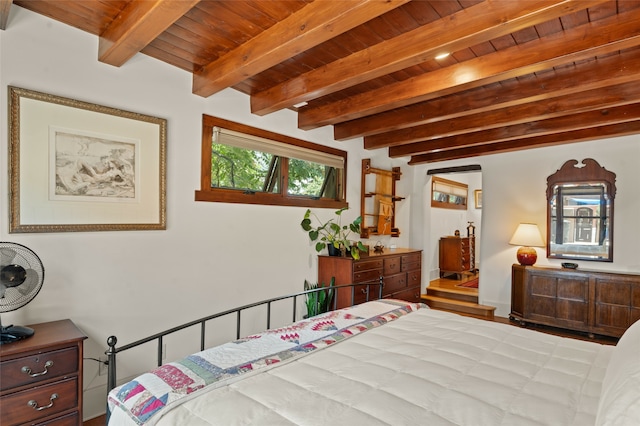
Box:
[293,101,308,108]
[435,53,450,60]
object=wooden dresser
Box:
[511,264,640,338]
[0,319,87,426]
[318,248,422,309]
[439,236,475,278]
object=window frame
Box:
[196,115,348,208]
[430,176,468,210]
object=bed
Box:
[106,295,640,426]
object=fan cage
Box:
[0,242,45,313]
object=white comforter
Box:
[108,303,638,426]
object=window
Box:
[431,176,468,210]
[196,115,348,208]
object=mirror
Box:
[547,159,616,262]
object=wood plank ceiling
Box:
[3,0,640,165]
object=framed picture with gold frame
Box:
[474,189,482,209]
[8,86,167,233]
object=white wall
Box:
[0,7,410,419]
[3,6,640,421]
[414,137,640,316]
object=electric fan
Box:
[0,242,45,344]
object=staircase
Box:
[421,277,496,320]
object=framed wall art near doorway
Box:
[474,189,482,209]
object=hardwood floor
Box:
[84,415,105,425]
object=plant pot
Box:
[327,244,342,256]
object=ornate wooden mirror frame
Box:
[546,158,616,262]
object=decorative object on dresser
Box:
[547,158,616,262]
[0,319,87,425]
[510,264,640,338]
[360,159,404,238]
[439,235,475,279]
[508,223,545,266]
[318,248,422,309]
[0,242,45,344]
[300,207,367,260]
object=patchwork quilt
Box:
[108,299,422,425]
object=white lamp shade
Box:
[509,223,545,247]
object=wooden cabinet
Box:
[0,320,87,426]
[511,264,640,338]
[318,248,422,309]
[439,236,475,278]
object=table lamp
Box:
[509,223,545,266]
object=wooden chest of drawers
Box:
[318,248,422,308]
[511,264,640,338]
[439,236,475,279]
[0,319,87,426]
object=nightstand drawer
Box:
[1,347,78,391]
[1,377,78,426]
[36,411,80,426]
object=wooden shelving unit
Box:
[360,159,404,238]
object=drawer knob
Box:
[28,393,58,411]
[21,360,53,377]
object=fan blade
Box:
[0,248,17,266]
[16,269,39,296]
[0,282,7,298]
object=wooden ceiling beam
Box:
[372,80,640,150]
[251,0,603,116]
[391,103,640,159]
[193,0,409,98]
[334,47,640,141]
[408,120,640,164]
[99,0,200,67]
[0,0,12,30]
[298,8,640,129]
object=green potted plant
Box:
[300,207,368,260]
[304,277,335,318]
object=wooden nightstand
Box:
[0,319,87,426]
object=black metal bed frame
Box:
[105,279,384,397]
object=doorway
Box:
[427,166,482,289]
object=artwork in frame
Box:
[8,86,167,233]
[474,189,482,209]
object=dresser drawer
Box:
[407,269,421,286]
[1,377,78,426]
[383,257,401,275]
[401,261,421,272]
[387,286,421,303]
[1,347,78,391]
[353,259,383,273]
[383,273,407,294]
[352,283,380,305]
[353,269,381,283]
[401,253,421,264]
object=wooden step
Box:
[420,294,496,320]
[426,286,478,304]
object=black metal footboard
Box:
[105,279,383,400]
